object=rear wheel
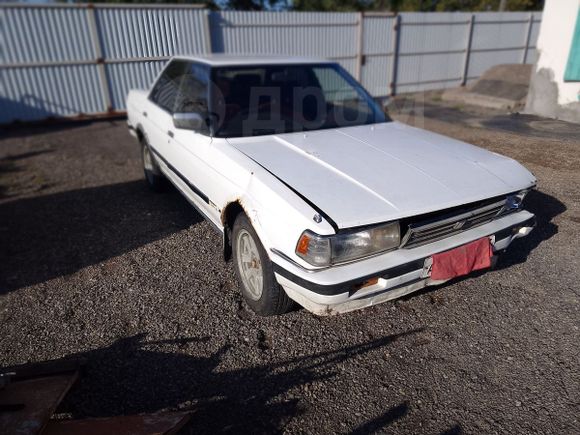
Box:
[232,213,294,316]
[141,137,165,192]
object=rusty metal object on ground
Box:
[0,373,79,435]
[42,412,191,435]
[0,358,190,435]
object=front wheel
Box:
[232,214,294,316]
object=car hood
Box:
[226,122,536,229]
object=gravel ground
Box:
[1,98,579,434]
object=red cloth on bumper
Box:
[430,238,492,281]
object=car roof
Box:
[171,54,335,67]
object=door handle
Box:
[142,111,147,117]
[167,130,174,138]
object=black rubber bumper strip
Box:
[272,258,426,296]
[149,146,209,204]
[272,216,537,296]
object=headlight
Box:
[295,221,400,267]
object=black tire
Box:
[232,213,294,316]
[140,137,166,192]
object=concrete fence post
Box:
[86,4,113,112]
[522,12,534,64]
[390,14,401,96]
[461,14,475,86]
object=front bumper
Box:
[272,211,536,315]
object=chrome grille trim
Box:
[400,199,507,249]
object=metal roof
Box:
[171,54,335,66]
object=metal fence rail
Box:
[0,4,542,124]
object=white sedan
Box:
[127,55,536,316]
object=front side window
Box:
[149,60,187,113]
[209,63,389,138]
[175,62,210,134]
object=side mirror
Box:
[173,112,204,131]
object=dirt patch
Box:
[1,108,579,434]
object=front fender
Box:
[230,170,334,269]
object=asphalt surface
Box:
[1,101,579,434]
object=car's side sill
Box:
[149,147,210,204]
[149,147,223,234]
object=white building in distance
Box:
[526,0,580,123]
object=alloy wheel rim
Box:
[236,229,263,300]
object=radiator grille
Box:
[400,200,507,249]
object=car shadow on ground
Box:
[0,180,204,294]
[49,329,422,433]
[349,402,409,434]
[494,189,565,270]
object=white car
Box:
[127,55,536,316]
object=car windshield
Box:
[209,63,390,138]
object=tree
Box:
[82,0,218,8]
[432,0,543,11]
[292,0,372,12]
[290,0,543,11]
[219,0,283,10]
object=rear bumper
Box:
[272,211,536,315]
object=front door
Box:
[168,62,222,228]
[145,60,187,162]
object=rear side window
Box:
[149,61,187,112]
